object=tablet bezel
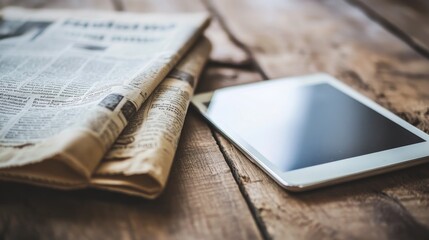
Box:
[192,74,429,191]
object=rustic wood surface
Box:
[352,0,429,58]
[0,0,428,239]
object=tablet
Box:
[192,74,429,191]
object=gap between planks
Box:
[209,127,271,240]
[347,0,429,60]
[197,0,274,239]
[200,0,269,80]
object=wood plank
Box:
[206,0,429,239]
[0,0,262,239]
[351,0,429,58]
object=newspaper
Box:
[93,39,210,198]
[0,7,211,198]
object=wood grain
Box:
[206,0,429,239]
[351,0,429,58]
[0,0,262,239]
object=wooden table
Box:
[1,0,429,239]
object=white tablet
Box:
[192,74,429,191]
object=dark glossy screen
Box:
[205,82,424,171]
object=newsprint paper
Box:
[0,7,211,198]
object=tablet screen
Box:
[205,82,424,171]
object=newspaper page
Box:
[91,37,211,199]
[0,8,210,189]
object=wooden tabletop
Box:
[1,0,429,239]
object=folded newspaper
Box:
[0,8,211,198]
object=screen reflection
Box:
[206,83,424,171]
